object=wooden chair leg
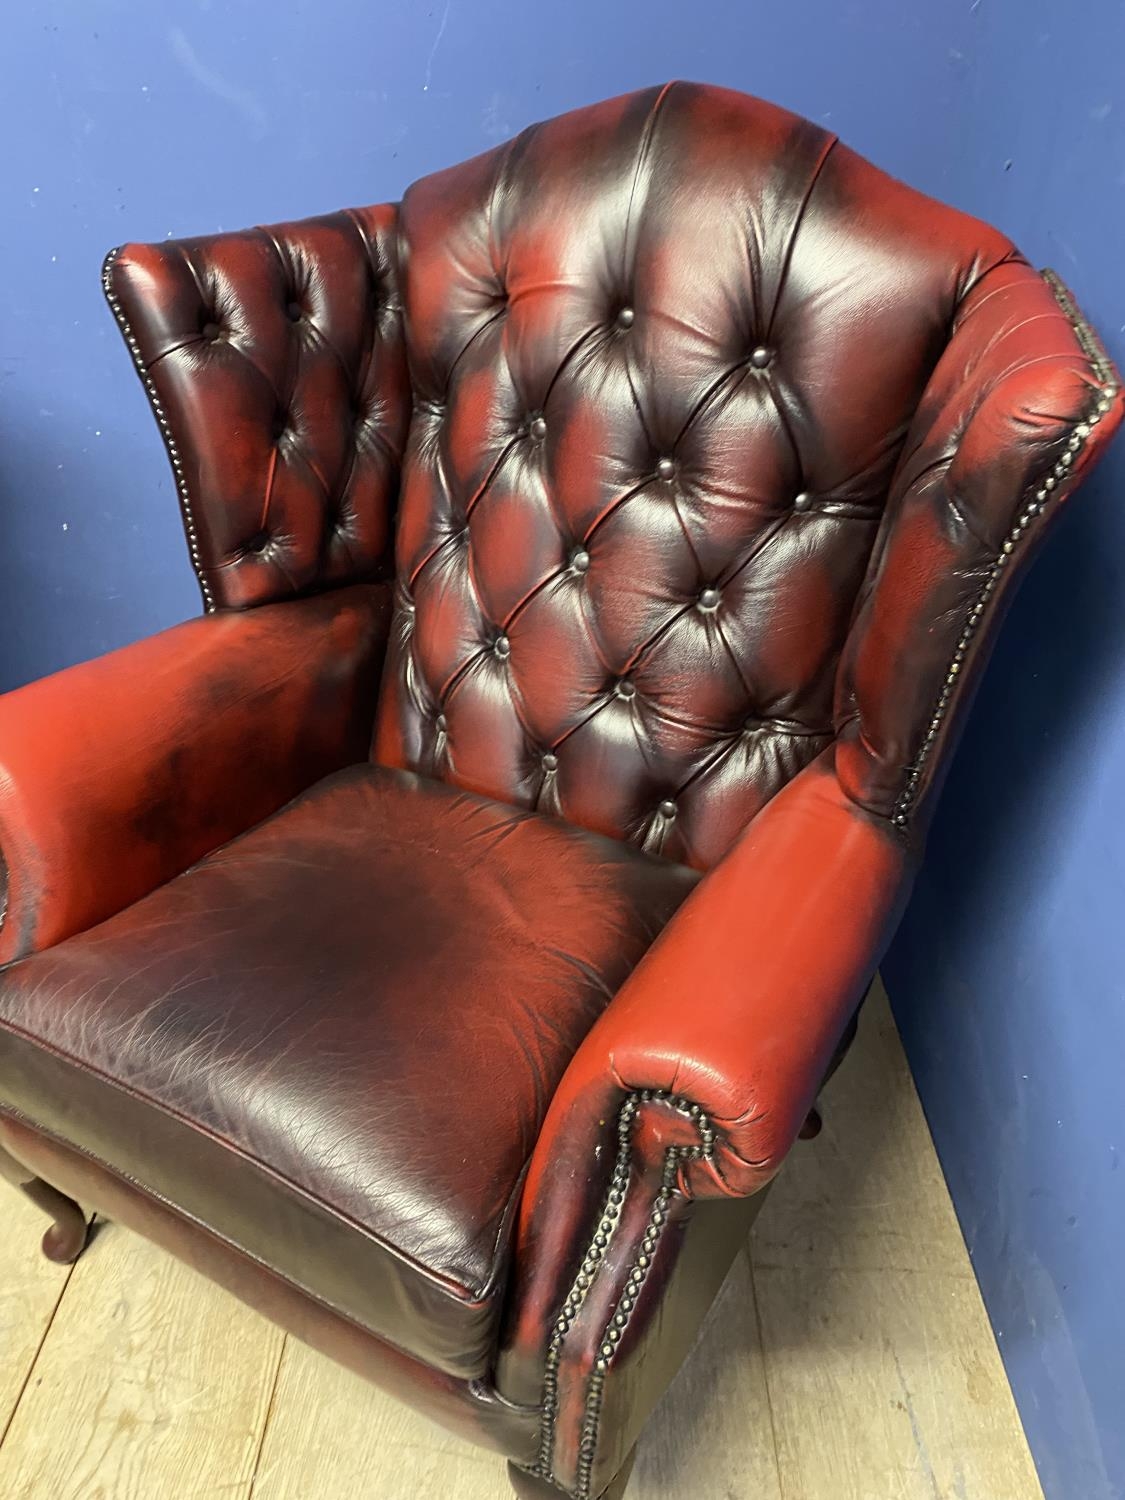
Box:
[0,1140,89,1264]
[508,1447,636,1499]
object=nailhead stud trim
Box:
[531,1090,714,1493]
[101,247,217,612]
[891,270,1119,831]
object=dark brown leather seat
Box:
[0,763,696,1375]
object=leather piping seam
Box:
[620,81,676,275]
[101,246,217,612]
[0,1104,507,1387]
[529,1089,715,1493]
[891,268,1120,829]
[0,1013,493,1304]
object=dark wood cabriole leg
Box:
[508,1448,636,1500]
[0,1140,90,1264]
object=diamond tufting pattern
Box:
[105,205,409,609]
[372,82,1018,867]
[103,82,1122,871]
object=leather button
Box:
[793,491,813,512]
[656,457,676,480]
[698,586,721,610]
[494,635,511,659]
[750,346,773,369]
[435,714,448,733]
[616,679,636,700]
[658,799,677,819]
[201,321,223,342]
[530,416,548,441]
[571,549,590,573]
[542,752,559,771]
[286,301,303,322]
[616,307,635,329]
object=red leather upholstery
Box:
[0,763,696,1377]
[838,263,1121,829]
[374,83,1024,869]
[105,206,409,610]
[0,81,1121,1500]
[0,585,389,964]
[521,750,908,1199]
[0,1117,543,1467]
[495,752,910,1471]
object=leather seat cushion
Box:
[0,764,698,1378]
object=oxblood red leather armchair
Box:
[0,83,1120,1499]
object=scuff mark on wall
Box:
[422,1,452,94]
[168,27,268,137]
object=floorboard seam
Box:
[0,1249,79,1452]
[245,1334,290,1497]
[745,1242,788,1500]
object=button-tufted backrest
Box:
[372,82,1020,868]
[108,83,1121,870]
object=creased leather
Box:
[0,763,696,1377]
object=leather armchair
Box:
[0,83,1119,1499]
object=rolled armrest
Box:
[527,748,911,1205]
[496,749,912,1425]
[0,584,389,963]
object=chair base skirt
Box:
[0,1110,541,1464]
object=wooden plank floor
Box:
[0,985,1044,1499]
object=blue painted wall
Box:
[2,4,1122,1497]
[879,10,1125,1500]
